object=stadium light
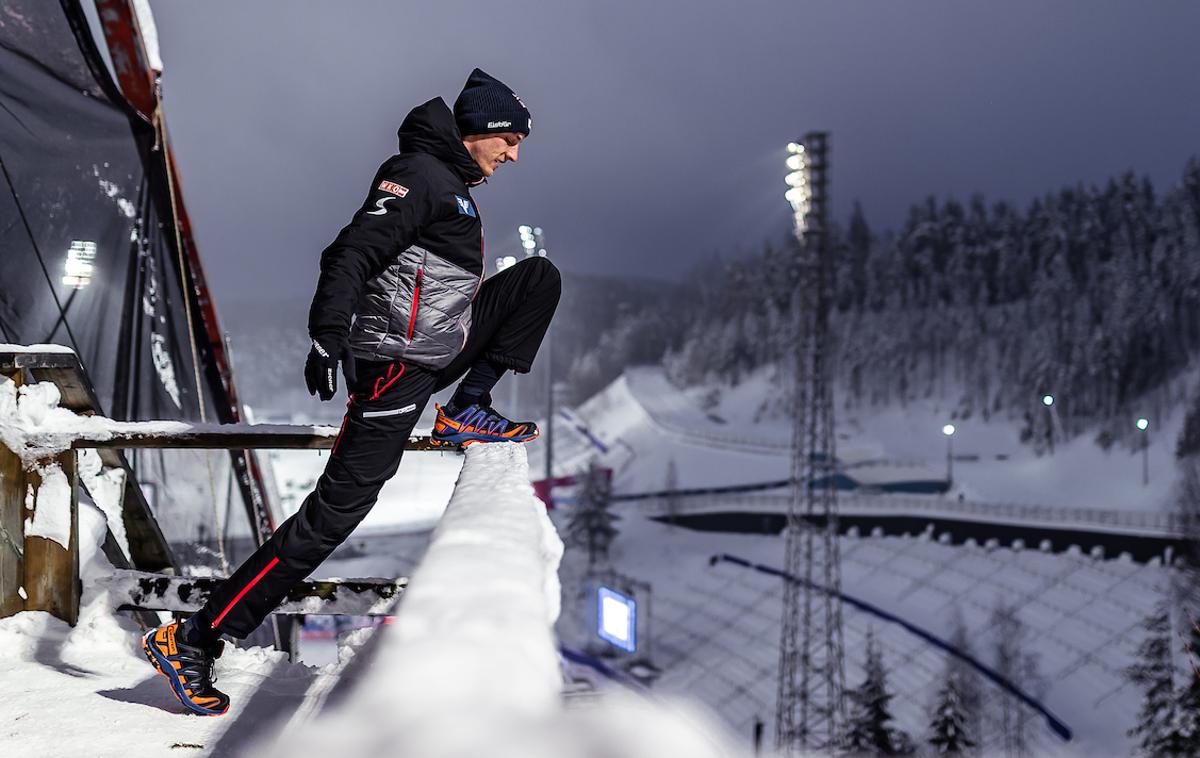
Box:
[61,240,97,289]
[597,585,637,653]
[1136,417,1149,431]
[783,143,813,236]
[1042,394,1054,407]
[496,255,518,272]
[517,224,554,481]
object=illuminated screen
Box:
[597,585,636,653]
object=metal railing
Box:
[1,351,451,642]
[634,489,1195,539]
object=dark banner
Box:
[0,1,254,556]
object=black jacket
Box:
[308,97,486,367]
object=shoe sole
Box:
[141,630,229,717]
[430,427,540,447]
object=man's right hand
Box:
[304,338,358,401]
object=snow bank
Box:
[0,496,309,758]
[267,443,749,758]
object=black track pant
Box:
[192,257,560,639]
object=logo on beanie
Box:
[454,195,476,218]
[378,181,409,197]
[487,120,512,129]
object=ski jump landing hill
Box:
[545,367,1193,562]
[544,366,1193,756]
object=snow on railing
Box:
[268,443,748,758]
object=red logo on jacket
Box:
[378,181,409,197]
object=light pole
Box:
[942,424,956,487]
[1041,394,1060,454]
[1137,417,1149,486]
[520,224,553,483]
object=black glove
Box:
[304,337,358,401]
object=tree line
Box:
[570,158,1200,454]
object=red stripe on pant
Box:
[211,557,279,629]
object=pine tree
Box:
[1165,613,1200,754]
[843,628,913,755]
[989,602,1042,757]
[927,667,977,755]
[1125,601,1184,755]
[566,461,619,568]
[947,615,983,741]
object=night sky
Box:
[148,1,1200,314]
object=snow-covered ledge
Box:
[269,442,565,755]
[266,443,747,758]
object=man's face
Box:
[463,132,524,178]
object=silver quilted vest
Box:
[348,244,481,369]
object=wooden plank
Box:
[0,371,25,618]
[96,570,407,616]
[0,352,80,372]
[23,451,80,625]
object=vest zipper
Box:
[406,266,423,340]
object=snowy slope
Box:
[0,499,335,757]
[545,365,1185,513]
[554,507,1171,757]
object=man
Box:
[140,69,560,715]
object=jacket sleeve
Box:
[307,163,438,345]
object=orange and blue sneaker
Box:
[431,402,540,447]
[141,621,230,716]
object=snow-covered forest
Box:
[571,159,1200,455]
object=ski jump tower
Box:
[775,132,847,753]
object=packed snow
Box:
[22,460,73,549]
[2,431,753,757]
[0,374,189,467]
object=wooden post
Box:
[0,370,24,618]
[22,451,81,625]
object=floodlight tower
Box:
[775,133,847,754]
[520,225,554,482]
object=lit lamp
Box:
[1041,394,1059,454]
[1136,417,1150,486]
[942,424,956,488]
[784,142,811,237]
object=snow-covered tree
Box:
[926,667,977,755]
[988,602,1042,757]
[1174,616,1200,752]
[843,628,913,755]
[946,615,983,741]
[1125,601,1187,755]
[566,461,619,568]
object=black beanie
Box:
[453,68,531,138]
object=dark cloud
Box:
[150,0,1200,312]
